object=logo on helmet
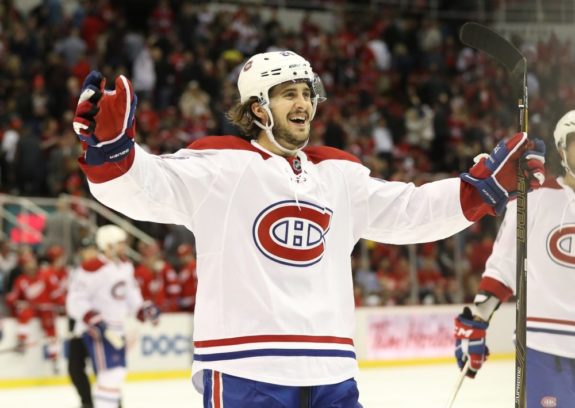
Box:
[547,225,575,267]
[243,60,253,72]
[253,200,332,267]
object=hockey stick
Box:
[0,341,38,355]
[444,360,470,408]
[459,22,528,408]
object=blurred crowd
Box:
[0,0,573,312]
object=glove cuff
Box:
[83,310,102,325]
[460,172,508,215]
[85,137,134,166]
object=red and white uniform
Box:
[67,256,144,337]
[134,262,167,310]
[178,259,197,312]
[480,177,575,358]
[6,268,60,337]
[162,266,180,312]
[80,136,479,392]
[43,264,68,309]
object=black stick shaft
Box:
[459,22,528,408]
[515,80,528,408]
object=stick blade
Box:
[459,22,526,84]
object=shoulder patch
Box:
[188,136,270,159]
[303,146,361,164]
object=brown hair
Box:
[226,97,261,140]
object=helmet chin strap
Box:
[254,105,308,156]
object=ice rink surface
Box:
[0,360,513,408]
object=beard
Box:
[272,122,309,150]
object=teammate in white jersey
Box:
[72,51,545,407]
[454,111,575,406]
[66,225,160,408]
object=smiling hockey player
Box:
[73,50,545,407]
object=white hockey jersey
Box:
[481,177,575,358]
[67,255,143,336]
[80,136,475,392]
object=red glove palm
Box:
[137,301,161,326]
[73,71,137,165]
[83,310,125,349]
[454,307,489,378]
[461,132,546,214]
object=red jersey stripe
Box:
[195,334,354,348]
[527,316,575,326]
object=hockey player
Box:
[174,243,197,312]
[66,225,160,408]
[72,51,545,407]
[6,249,60,360]
[43,245,69,310]
[454,111,575,406]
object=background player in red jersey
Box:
[5,249,60,360]
[174,243,197,312]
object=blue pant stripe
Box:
[194,348,356,362]
[527,327,575,336]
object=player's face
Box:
[104,241,127,259]
[268,81,313,152]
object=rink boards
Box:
[0,304,515,387]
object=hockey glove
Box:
[460,132,546,215]
[454,306,489,378]
[137,301,161,326]
[73,71,137,166]
[83,310,125,349]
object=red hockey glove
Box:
[137,301,161,326]
[460,132,546,214]
[73,71,137,166]
[454,306,489,378]
[83,310,125,349]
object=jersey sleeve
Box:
[66,269,94,322]
[481,200,518,296]
[82,144,225,227]
[5,277,23,307]
[356,176,474,244]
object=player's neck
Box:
[255,134,297,157]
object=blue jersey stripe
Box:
[194,348,356,362]
[527,327,575,336]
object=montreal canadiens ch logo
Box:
[547,225,575,268]
[253,200,333,267]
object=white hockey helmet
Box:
[96,225,127,251]
[554,110,575,149]
[237,50,325,120]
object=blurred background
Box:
[0,0,571,394]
